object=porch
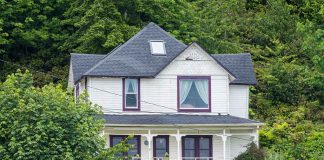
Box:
[102,114,262,160]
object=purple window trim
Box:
[181,135,213,159]
[122,78,141,111]
[109,135,141,157]
[75,83,79,98]
[177,76,212,112]
[153,135,169,158]
[84,77,87,90]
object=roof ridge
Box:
[83,22,187,76]
[211,53,251,56]
[148,22,186,47]
[83,24,152,76]
[70,53,106,56]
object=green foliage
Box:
[0,0,323,159]
[0,70,129,159]
[234,143,265,160]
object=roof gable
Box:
[156,43,236,80]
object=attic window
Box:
[150,40,166,55]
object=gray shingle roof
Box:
[102,114,262,126]
[83,22,187,77]
[70,53,105,83]
[211,53,257,85]
[70,22,257,85]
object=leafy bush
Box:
[234,143,265,160]
[0,70,128,160]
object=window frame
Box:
[150,40,166,55]
[182,135,213,159]
[153,135,169,159]
[109,135,141,157]
[177,76,211,112]
[123,78,140,111]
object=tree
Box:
[0,70,128,159]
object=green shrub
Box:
[234,143,265,160]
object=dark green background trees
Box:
[0,0,323,159]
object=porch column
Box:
[216,129,231,160]
[221,135,227,160]
[252,126,259,148]
[177,129,182,160]
[171,129,185,160]
[143,130,156,160]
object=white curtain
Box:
[125,79,138,93]
[194,80,209,104]
[180,80,193,104]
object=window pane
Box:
[151,41,165,54]
[199,150,210,157]
[184,149,195,158]
[112,137,123,146]
[128,149,138,156]
[180,79,209,109]
[156,138,166,149]
[125,79,138,93]
[156,149,167,157]
[126,94,137,107]
[128,137,138,148]
[184,138,195,149]
[199,138,210,149]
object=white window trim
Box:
[150,40,166,55]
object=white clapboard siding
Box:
[229,85,249,118]
[87,44,235,114]
[88,77,123,113]
[169,136,178,159]
[230,135,251,158]
[213,135,223,160]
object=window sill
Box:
[123,108,140,111]
[178,108,211,112]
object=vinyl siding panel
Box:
[87,46,231,114]
[169,136,178,159]
[88,77,123,113]
[229,135,251,158]
[229,85,249,118]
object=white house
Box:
[68,22,263,160]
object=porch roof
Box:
[102,114,263,126]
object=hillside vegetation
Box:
[0,0,323,159]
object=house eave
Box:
[104,123,264,127]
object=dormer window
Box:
[150,40,166,55]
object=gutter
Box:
[104,123,264,127]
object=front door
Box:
[182,136,212,160]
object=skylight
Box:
[150,40,166,55]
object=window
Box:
[178,76,211,112]
[123,78,140,110]
[110,135,141,158]
[153,136,169,159]
[182,136,212,159]
[150,41,166,55]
